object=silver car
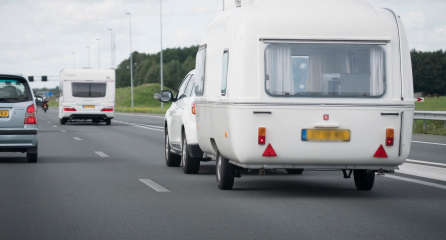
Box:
[0,74,38,163]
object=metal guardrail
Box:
[413,111,446,130]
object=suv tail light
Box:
[258,127,266,145]
[63,107,76,112]
[192,102,196,115]
[101,107,114,112]
[386,128,394,146]
[25,105,37,124]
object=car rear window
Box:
[0,77,32,103]
[72,82,107,98]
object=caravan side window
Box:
[221,51,229,96]
[194,45,207,96]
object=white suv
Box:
[154,70,203,174]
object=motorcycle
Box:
[42,102,48,113]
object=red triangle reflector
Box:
[373,144,388,158]
[262,144,277,157]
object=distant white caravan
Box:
[58,68,115,125]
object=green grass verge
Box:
[115,83,172,114]
[414,96,446,136]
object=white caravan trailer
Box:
[194,0,414,190]
[58,69,115,125]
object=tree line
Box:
[411,49,446,95]
[115,47,446,95]
[116,46,198,90]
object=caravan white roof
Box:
[59,69,115,81]
[204,0,397,44]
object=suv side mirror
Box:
[153,92,162,100]
[155,90,174,103]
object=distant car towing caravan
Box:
[58,69,115,125]
[194,0,415,190]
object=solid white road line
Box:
[61,130,67,133]
[73,137,82,141]
[397,163,446,182]
[113,120,164,132]
[53,125,58,127]
[412,141,446,146]
[385,175,446,190]
[115,113,165,119]
[406,159,446,167]
[95,151,109,157]
[47,122,51,123]
[139,179,170,192]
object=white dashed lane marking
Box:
[61,130,67,133]
[53,125,58,127]
[139,179,170,192]
[412,141,446,146]
[73,137,82,141]
[95,151,109,157]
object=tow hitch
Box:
[342,169,352,179]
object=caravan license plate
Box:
[0,110,9,118]
[302,129,350,142]
[83,105,95,108]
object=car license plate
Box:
[83,105,95,108]
[0,110,9,118]
[302,129,350,142]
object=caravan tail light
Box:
[25,105,37,124]
[192,102,196,115]
[63,107,76,112]
[101,107,114,112]
[386,128,394,146]
[258,127,266,145]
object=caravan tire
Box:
[165,129,181,167]
[216,152,235,190]
[181,132,200,174]
[60,118,67,125]
[285,169,304,174]
[353,170,375,191]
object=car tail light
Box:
[386,128,394,146]
[63,107,76,112]
[25,105,37,124]
[192,102,196,115]
[101,107,114,112]
[258,127,266,145]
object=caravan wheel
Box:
[353,170,375,190]
[216,152,234,190]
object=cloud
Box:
[401,12,426,30]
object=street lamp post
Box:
[126,13,134,108]
[160,0,163,109]
[97,39,100,69]
[108,28,114,68]
[86,47,90,68]
[223,0,225,11]
[72,52,75,68]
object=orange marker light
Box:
[386,128,394,146]
[225,132,228,138]
[258,127,266,145]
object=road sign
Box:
[414,97,424,102]
[44,92,53,97]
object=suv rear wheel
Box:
[60,118,67,125]
[165,128,181,167]
[181,132,200,174]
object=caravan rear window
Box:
[265,43,386,97]
[72,83,107,98]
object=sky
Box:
[0,0,445,89]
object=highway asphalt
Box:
[1,109,446,240]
